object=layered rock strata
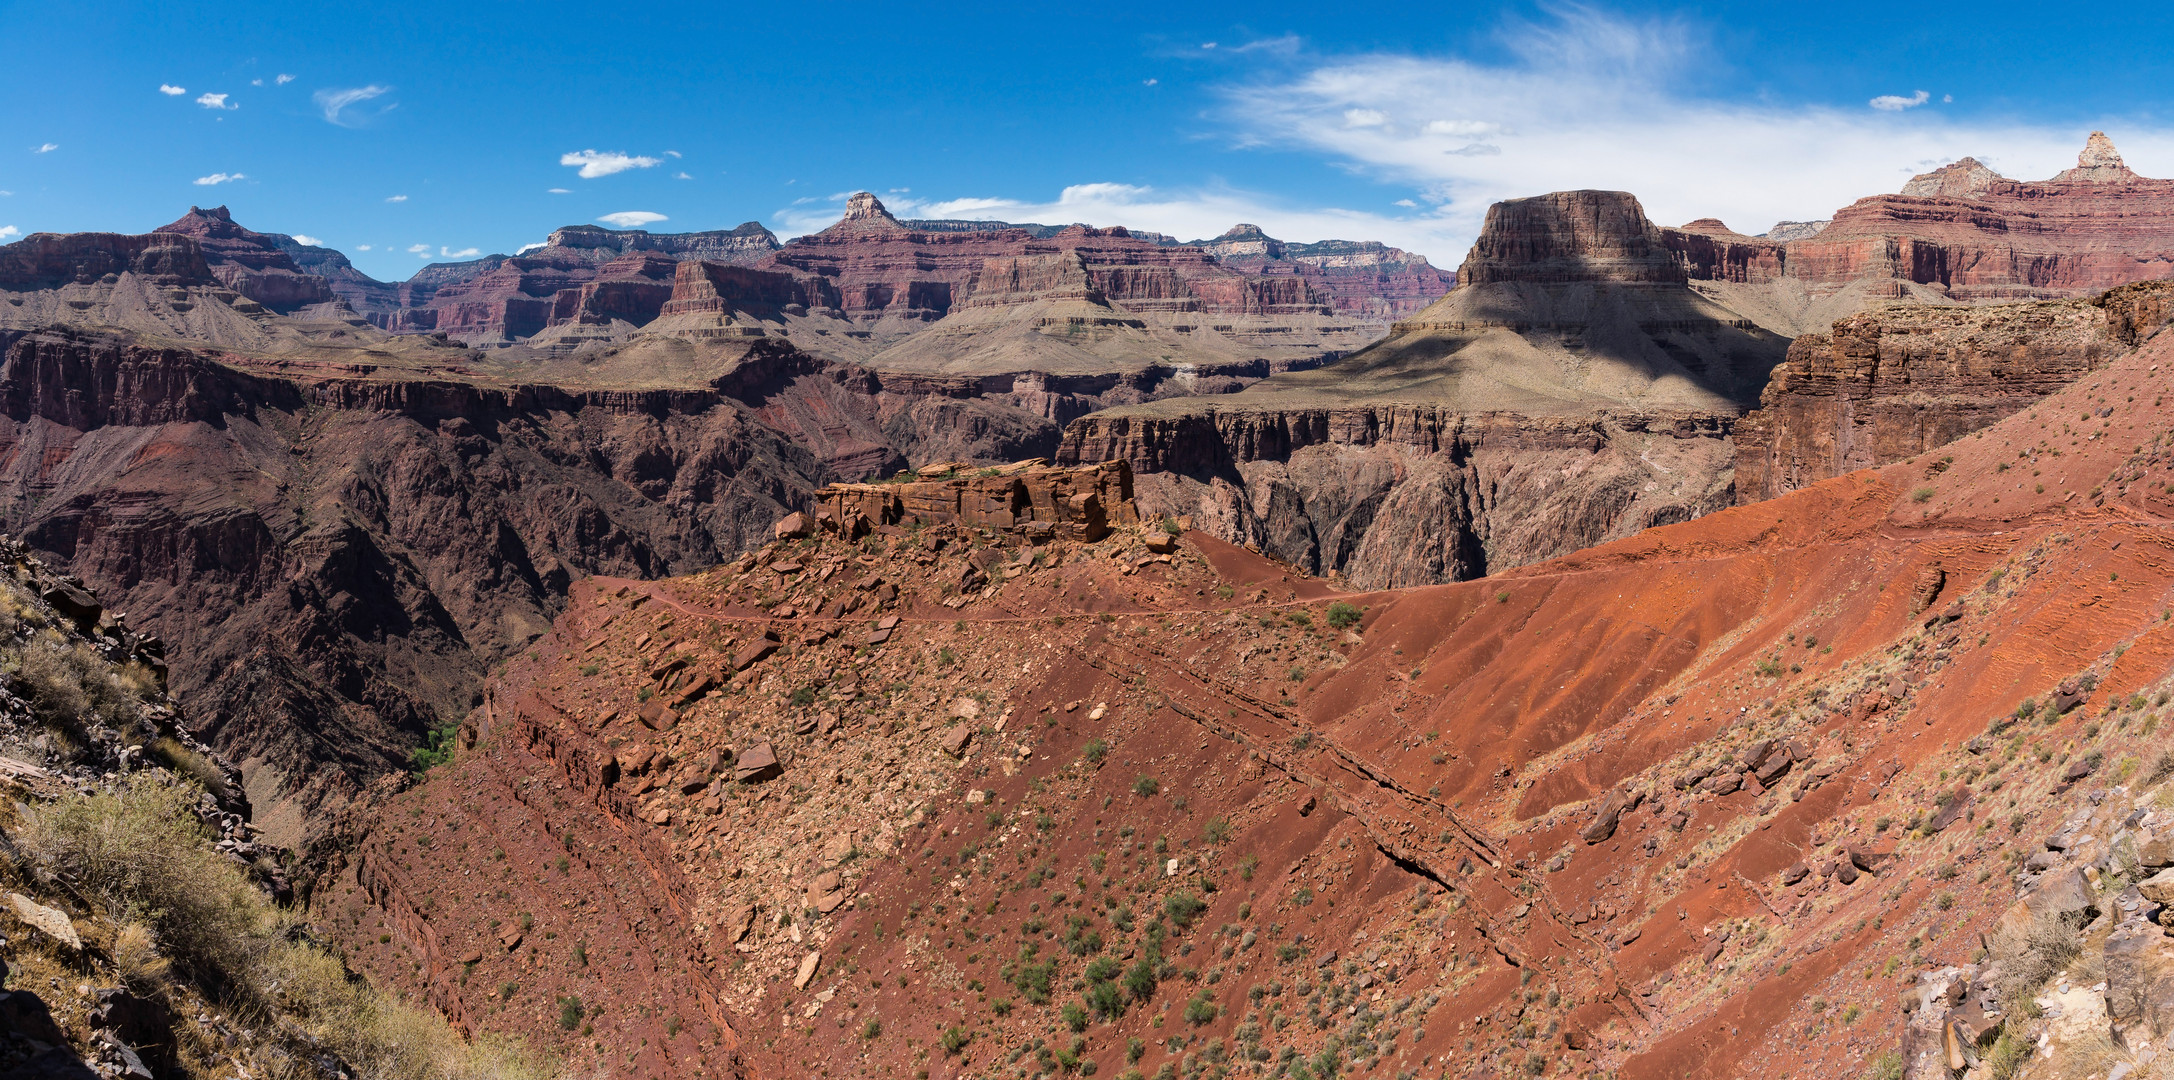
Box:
[816,458,1137,541]
[334,336,2174,1078]
[0,328,1082,843]
[1060,189,1789,587]
[1733,281,2174,502]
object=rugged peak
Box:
[2055,131,2139,183]
[1901,156,2008,199]
[157,205,255,240]
[1215,224,1274,242]
[1456,189,1682,286]
[1676,218,1737,234]
[834,192,904,230]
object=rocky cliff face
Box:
[1733,281,2174,502]
[332,341,2174,1078]
[1058,189,1789,587]
[1674,133,2174,306]
[153,206,341,314]
[0,328,1072,844]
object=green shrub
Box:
[1184,990,1219,1024]
[20,775,554,1080]
[1133,775,1160,797]
[1083,738,1109,765]
[1325,602,1361,630]
[942,1026,970,1054]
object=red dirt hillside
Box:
[328,328,2174,1080]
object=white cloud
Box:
[597,210,667,228]
[1394,198,1417,208]
[1144,78,1159,86]
[1342,108,1389,128]
[440,246,479,258]
[407,244,431,256]
[385,194,408,202]
[291,234,322,246]
[276,73,295,85]
[0,191,11,196]
[665,150,682,158]
[675,171,693,180]
[193,172,245,185]
[32,143,57,154]
[561,150,664,179]
[773,182,1436,253]
[1207,7,2174,262]
[159,84,186,96]
[315,85,392,126]
[196,92,235,110]
[356,244,372,251]
[0,226,17,241]
[516,242,547,254]
[1869,89,1931,112]
[547,187,572,194]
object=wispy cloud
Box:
[406,243,431,256]
[1204,7,2174,260]
[159,84,187,96]
[597,210,667,228]
[0,226,17,241]
[315,85,392,126]
[196,92,235,110]
[561,150,663,179]
[32,143,57,154]
[356,244,372,251]
[193,172,245,185]
[276,73,295,85]
[440,246,479,258]
[385,194,408,203]
[1869,90,1931,112]
[546,187,571,194]
[674,171,693,180]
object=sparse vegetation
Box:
[1325,601,1362,630]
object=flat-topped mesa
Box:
[543,221,781,265]
[1457,190,1685,286]
[814,458,1137,542]
[0,230,216,290]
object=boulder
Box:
[636,699,678,732]
[2139,867,2174,904]
[2139,829,2173,869]
[2061,756,2099,784]
[6,893,81,950]
[1926,789,1973,833]
[39,581,100,631]
[1144,532,1179,555]
[2104,921,2174,1040]
[1581,789,1640,844]
[735,742,783,783]
[732,632,782,672]
[774,512,815,539]
[2026,868,2102,920]
[940,723,973,758]
[794,950,822,990]
[1780,862,1809,886]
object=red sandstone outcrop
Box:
[153,206,340,313]
[1668,133,2174,307]
[1733,281,2174,502]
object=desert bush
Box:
[20,775,555,1080]
[1988,905,2084,1008]
[1325,602,1361,630]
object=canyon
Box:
[9,130,2174,1080]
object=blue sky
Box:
[6,1,2174,281]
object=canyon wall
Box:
[1059,190,1788,587]
[1733,281,2174,502]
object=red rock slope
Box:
[334,339,2174,1079]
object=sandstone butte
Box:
[323,324,2174,1079]
[1068,133,2174,588]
